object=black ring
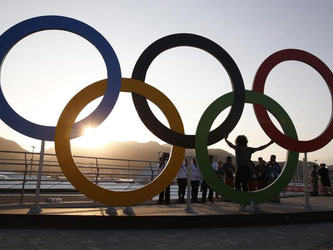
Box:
[132,33,245,148]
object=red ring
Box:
[252,49,333,152]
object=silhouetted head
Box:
[320,163,326,168]
[226,156,232,163]
[209,155,214,162]
[270,155,276,162]
[313,164,318,169]
[235,135,248,147]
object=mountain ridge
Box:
[0,137,332,172]
[0,137,27,152]
[45,140,234,162]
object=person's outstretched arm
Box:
[225,135,236,149]
[255,140,274,152]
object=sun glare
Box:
[72,126,108,148]
[84,127,95,137]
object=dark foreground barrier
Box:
[1,211,333,230]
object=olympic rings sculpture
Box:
[1,16,332,206]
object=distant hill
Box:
[0,137,332,177]
[0,138,233,176]
[0,136,27,161]
[46,141,234,163]
[0,137,26,152]
[45,141,333,180]
[0,137,29,173]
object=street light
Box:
[30,146,35,178]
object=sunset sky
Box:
[0,0,332,164]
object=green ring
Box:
[195,90,299,205]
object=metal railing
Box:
[1,149,332,211]
[0,149,175,207]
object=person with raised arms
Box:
[225,135,274,210]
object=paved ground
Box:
[1,193,333,249]
[1,193,332,216]
[0,222,332,249]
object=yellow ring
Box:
[55,78,185,206]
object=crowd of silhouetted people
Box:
[311,163,332,196]
[157,135,332,206]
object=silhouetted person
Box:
[318,163,332,195]
[225,135,273,193]
[201,155,217,203]
[248,161,257,191]
[176,159,187,203]
[216,160,224,199]
[311,164,319,196]
[256,157,267,190]
[190,158,201,202]
[158,156,170,204]
[217,160,224,182]
[222,156,235,189]
[265,154,281,202]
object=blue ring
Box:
[0,16,121,141]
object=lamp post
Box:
[30,146,35,178]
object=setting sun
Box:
[84,127,96,137]
[71,126,108,148]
